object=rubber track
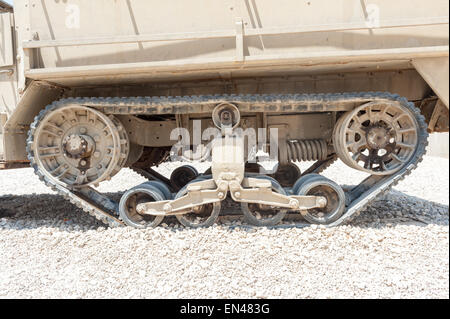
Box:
[27,102,124,227]
[26,92,428,228]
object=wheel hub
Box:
[63,134,95,159]
[366,125,391,149]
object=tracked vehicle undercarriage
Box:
[2,0,447,230]
[25,92,428,228]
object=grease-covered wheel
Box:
[241,176,287,226]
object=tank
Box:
[1,0,449,227]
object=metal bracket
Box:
[428,99,449,132]
[0,69,14,76]
[235,17,244,62]
[135,177,327,216]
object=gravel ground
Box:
[0,156,448,298]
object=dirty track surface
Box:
[0,156,448,298]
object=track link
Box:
[26,92,428,228]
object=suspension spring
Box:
[287,139,328,162]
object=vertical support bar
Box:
[15,0,33,94]
[235,17,244,62]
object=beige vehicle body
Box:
[1,0,449,166]
[0,0,448,228]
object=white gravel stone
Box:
[0,156,448,298]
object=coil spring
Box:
[287,139,328,162]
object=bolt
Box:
[79,127,87,134]
[218,182,228,192]
[317,197,327,208]
[80,160,87,166]
[97,165,102,169]
[218,192,225,199]
[93,151,101,158]
[163,204,172,213]
[71,119,76,124]
[290,199,299,208]
[234,192,241,198]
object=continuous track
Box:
[26,92,428,228]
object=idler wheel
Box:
[294,174,345,225]
[119,182,168,228]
